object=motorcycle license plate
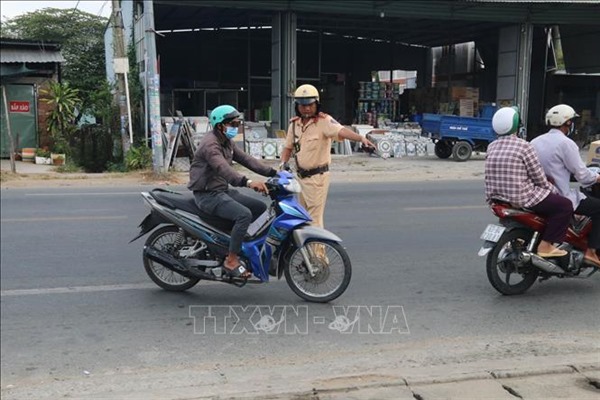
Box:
[480,224,505,242]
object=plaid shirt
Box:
[484,135,553,207]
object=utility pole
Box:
[144,0,164,173]
[112,0,132,155]
[2,85,16,173]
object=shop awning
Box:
[0,48,65,64]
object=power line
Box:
[98,1,109,18]
[68,0,81,20]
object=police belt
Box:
[297,164,329,179]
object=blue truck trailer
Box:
[420,112,496,161]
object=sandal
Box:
[537,248,568,258]
[223,264,251,279]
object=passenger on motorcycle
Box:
[531,104,600,267]
[485,107,573,258]
[188,105,277,278]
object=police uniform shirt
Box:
[285,113,342,170]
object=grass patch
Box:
[54,162,83,173]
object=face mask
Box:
[225,126,238,139]
[567,122,575,136]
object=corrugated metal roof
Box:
[153,1,600,47]
[0,48,65,64]
[157,0,600,25]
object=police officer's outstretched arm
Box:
[338,127,375,149]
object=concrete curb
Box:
[196,362,600,400]
[258,363,600,400]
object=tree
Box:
[1,8,108,115]
[40,81,81,155]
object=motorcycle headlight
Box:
[283,179,302,193]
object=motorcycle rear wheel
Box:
[284,239,352,303]
[486,229,538,295]
[143,225,200,291]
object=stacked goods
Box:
[357,81,401,125]
[245,138,286,159]
[451,87,479,117]
[365,124,432,159]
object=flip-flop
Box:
[537,249,568,258]
[223,264,251,279]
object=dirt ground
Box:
[0,153,486,189]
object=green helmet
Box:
[210,105,241,126]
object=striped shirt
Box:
[484,134,554,207]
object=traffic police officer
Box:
[280,84,375,228]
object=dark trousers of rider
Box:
[530,193,573,243]
[193,189,267,254]
[576,196,600,250]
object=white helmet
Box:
[294,84,320,105]
[545,104,579,127]
[492,107,520,136]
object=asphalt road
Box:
[1,181,599,397]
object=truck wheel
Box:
[434,141,452,159]
[452,141,472,162]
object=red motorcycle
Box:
[479,167,599,295]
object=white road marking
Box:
[25,192,140,196]
[404,205,486,211]
[1,216,128,222]
[1,283,159,297]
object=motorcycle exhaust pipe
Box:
[144,247,216,280]
[527,252,566,274]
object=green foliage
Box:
[40,81,81,155]
[54,161,82,173]
[125,145,153,171]
[35,148,51,157]
[1,8,108,115]
[106,162,128,172]
[72,124,116,173]
[127,40,145,136]
[89,80,119,127]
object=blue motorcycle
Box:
[131,171,352,302]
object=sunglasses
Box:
[226,120,242,127]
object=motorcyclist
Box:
[484,106,573,258]
[531,104,600,267]
[188,105,277,278]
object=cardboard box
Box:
[588,140,600,165]
[459,99,474,117]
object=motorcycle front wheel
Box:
[486,229,538,295]
[143,225,200,291]
[284,239,352,303]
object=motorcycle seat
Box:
[150,189,234,232]
[490,199,533,213]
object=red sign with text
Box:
[9,101,30,113]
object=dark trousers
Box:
[576,196,600,249]
[531,193,573,244]
[193,189,267,254]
